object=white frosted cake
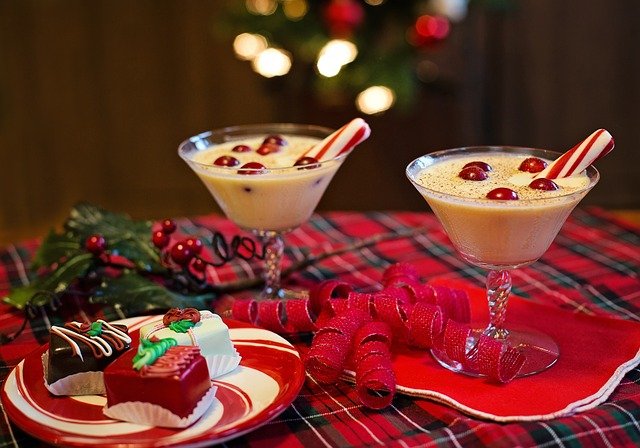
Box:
[139,308,240,379]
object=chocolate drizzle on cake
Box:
[50,320,131,361]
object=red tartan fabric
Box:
[0,208,639,447]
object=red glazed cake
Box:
[103,338,217,428]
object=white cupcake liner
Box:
[103,385,218,428]
[41,353,106,396]
[205,350,241,379]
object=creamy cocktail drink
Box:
[411,150,594,268]
[407,143,605,378]
[179,121,370,299]
[189,135,343,233]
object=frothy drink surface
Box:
[417,154,590,201]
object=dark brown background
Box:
[1,0,638,244]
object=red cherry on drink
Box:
[213,155,240,167]
[192,258,207,273]
[294,156,320,169]
[463,161,492,172]
[459,166,488,181]
[152,230,169,248]
[85,234,107,255]
[238,161,266,175]
[185,237,203,254]
[518,157,547,173]
[263,135,287,146]
[161,219,177,234]
[486,188,519,200]
[257,144,281,155]
[529,178,559,191]
[170,242,194,266]
[232,144,251,153]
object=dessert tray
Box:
[1,317,305,447]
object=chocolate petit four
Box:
[103,337,217,428]
[139,308,240,379]
[43,319,131,396]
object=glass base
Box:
[431,327,559,378]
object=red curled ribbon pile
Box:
[231,263,526,409]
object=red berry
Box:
[170,242,194,266]
[85,234,107,255]
[518,157,547,173]
[214,155,240,167]
[294,156,320,169]
[185,238,203,254]
[486,188,519,200]
[238,162,267,175]
[152,230,169,248]
[529,178,559,191]
[459,166,488,181]
[232,144,251,153]
[256,144,280,156]
[263,135,287,146]
[192,258,207,273]
[161,219,177,234]
[463,161,492,172]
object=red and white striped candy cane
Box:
[535,129,614,179]
[303,118,371,161]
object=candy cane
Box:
[535,129,614,179]
[303,118,371,161]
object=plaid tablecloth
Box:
[1,208,639,447]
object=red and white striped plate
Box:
[1,317,305,447]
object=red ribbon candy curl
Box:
[229,263,527,409]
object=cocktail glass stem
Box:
[259,231,284,298]
[483,269,511,340]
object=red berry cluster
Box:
[151,219,207,272]
[85,234,107,255]
[456,157,560,200]
[212,134,320,175]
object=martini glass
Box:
[406,146,599,377]
[179,124,347,299]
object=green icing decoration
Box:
[168,319,196,333]
[87,321,103,336]
[132,337,177,370]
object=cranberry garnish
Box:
[185,237,203,254]
[85,234,107,255]
[232,144,251,153]
[170,242,194,266]
[459,166,488,181]
[263,135,287,146]
[161,219,177,234]
[214,155,240,167]
[294,156,320,169]
[486,188,519,200]
[529,178,559,191]
[463,161,492,172]
[152,230,169,248]
[518,157,547,173]
[238,162,266,175]
[257,144,281,156]
[191,258,207,272]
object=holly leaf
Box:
[3,253,94,309]
[32,229,82,269]
[91,271,214,316]
[65,203,163,272]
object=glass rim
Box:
[406,145,600,203]
[177,123,348,173]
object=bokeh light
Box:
[233,33,268,61]
[356,86,396,115]
[251,48,292,78]
[245,0,278,15]
[283,0,308,20]
[316,39,358,77]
